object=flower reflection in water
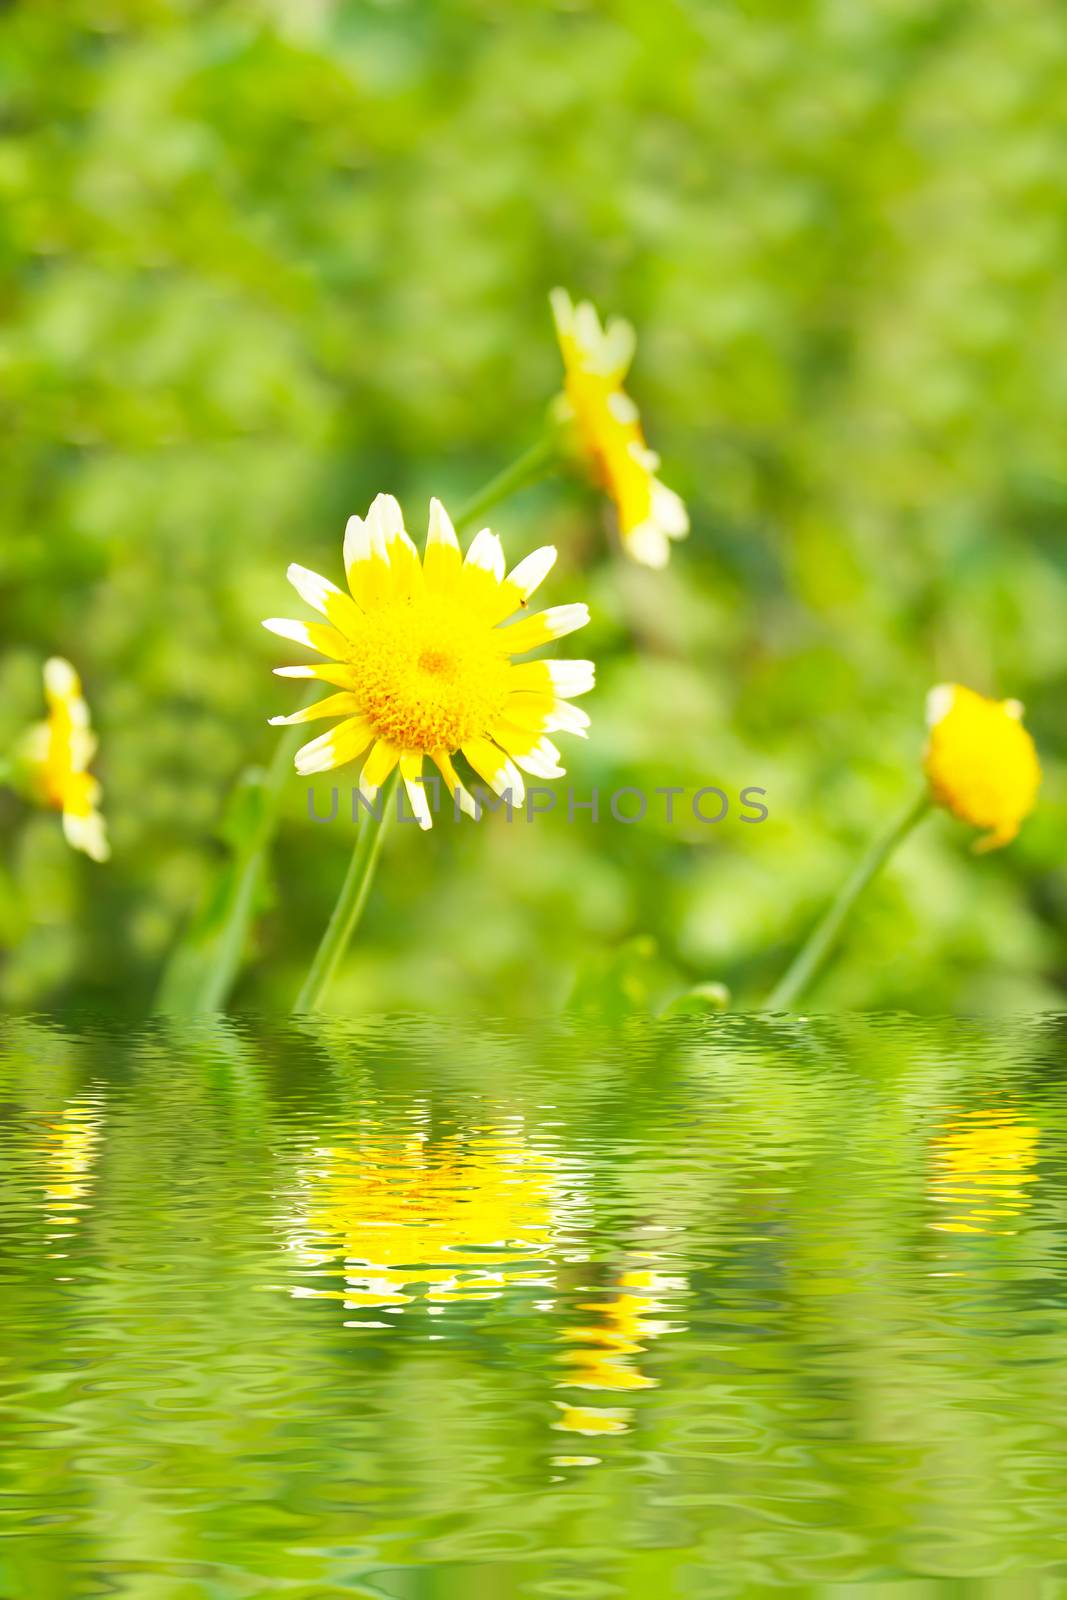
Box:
[288,1115,566,1316]
[286,1112,687,1446]
[554,1264,687,1438]
[41,1096,104,1249]
[929,1108,1039,1236]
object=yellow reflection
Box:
[554,1263,685,1437]
[289,1118,561,1311]
[42,1098,103,1241]
[552,1404,628,1437]
[929,1108,1039,1235]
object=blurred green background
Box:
[1,0,1064,1015]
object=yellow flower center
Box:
[345,592,510,751]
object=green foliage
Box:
[2,0,1064,1012]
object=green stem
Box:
[453,435,558,532]
[292,770,398,1013]
[154,695,312,1015]
[766,790,931,1012]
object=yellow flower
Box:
[21,658,109,862]
[265,494,593,827]
[924,683,1041,851]
[550,288,688,569]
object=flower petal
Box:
[506,545,557,601]
[344,512,389,607]
[549,286,576,341]
[542,699,591,737]
[359,737,400,800]
[501,690,591,740]
[287,564,362,635]
[491,722,565,778]
[509,659,595,699]
[575,299,604,357]
[63,808,109,862]
[607,389,639,425]
[651,478,688,536]
[44,656,82,702]
[491,545,558,621]
[602,317,636,380]
[464,527,506,583]
[461,738,525,806]
[369,493,420,598]
[926,685,957,728]
[366,492,407,546]
[502,603,589,655]
[623,523,671,569]
[295,717,375,776]
[432,748,479,818]
[423,497,462,593]
[269,692,361,727]
[263,617,349,659]
[286,563,340,615]
[399,751,433,830]
[273,663,359,689]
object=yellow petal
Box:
[503,691,591,738]
[460,527,507,615]
[295,717,375,776]
[398,750,433,830]
[286,565,362,636]
[461,738,525,805]
[262,617,349,660]
[501,604,589,655]
[509,659,595,699]
[269,692,361,727]
[359,737,400,800]
[273,663,360,690]
[490,721,564,778]
[431,748,478,818]
[423,498,462,594]
[343,513,390,608]
[369,493,420,599]
[491,545,557,621]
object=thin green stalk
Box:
[292,771,398,1013]
[154,706,310,1014]
[766,790,931,1012]
[453,435,558,532]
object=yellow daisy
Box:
[550,287,688,569]
[264,494,594,827]
[21,658,109,862]
[924,683,1041,852]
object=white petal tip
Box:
[926,685,956,727]
[44,657,80,697]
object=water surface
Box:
[3,1014,1067,1597]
